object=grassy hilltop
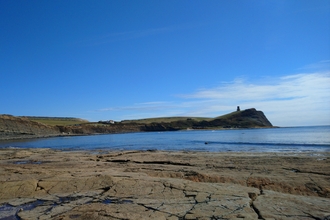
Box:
[24,116,89,126]
[122,116,212,124]
[0,108,273,140]
[123,108,272,130]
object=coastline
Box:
[0,109,276,142]
[0,126,278,142]
[1,148,329,219]
[0,133,88,141]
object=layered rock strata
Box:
[0,115,60,140]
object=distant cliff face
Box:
[210,108,273,128]
[56,123,142,134]
[141,108,273,131]
[0,115,60,140]
[0,109,274,140]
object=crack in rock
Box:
[283,167,329,176]
[1,149,330,219]
[248,190,264,219]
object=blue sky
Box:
[1,0,329,126]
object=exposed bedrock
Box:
[0,149,329,219]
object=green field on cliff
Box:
[122,111,242,124]
[25,117,89,126]
[22,108,270,129]
[121,116,212,124]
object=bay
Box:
[0,126,329,152]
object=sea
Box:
[0,126,329,153]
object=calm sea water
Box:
[0,126,329,152]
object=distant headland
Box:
[0,108,274,140]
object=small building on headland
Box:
[237,106,240,111]
[98,120,115,124]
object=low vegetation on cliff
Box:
[0,108,273,140]
[25,116,89,126]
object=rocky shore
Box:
[0,148,329,220]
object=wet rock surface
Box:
[0,148,329,219]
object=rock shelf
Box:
[0,148,329,219]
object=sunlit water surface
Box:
[0,126,329,153]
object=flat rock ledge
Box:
[0,148,329,220]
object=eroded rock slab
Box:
[254,190,330,220]
[0,148,329,219]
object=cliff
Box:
[0,108,274,140]
[140,108,272,131]
[210,108,273,128]
[0,115,61,140]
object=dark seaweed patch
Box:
[13,160,42,165]
[0,200,45,220]
[102,198,133,204]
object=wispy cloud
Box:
[182,73,328,101]
[96,71,330,126]
[78,23,200,46]
[179,72,330,126]
[98,101,176,112]
[298,60,330,71]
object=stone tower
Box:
[237,106,240,111]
